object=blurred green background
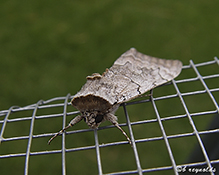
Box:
[0,0,219,175]
[1,0,219,110]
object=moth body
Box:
[48,48,182,145]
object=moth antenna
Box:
[105,113,132,145]
[47,125,71,145]
[48,115,83,145]
[114,123,132,145]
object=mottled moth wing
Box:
[110,48,182,103]
[72,48,182,111]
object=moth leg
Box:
[105,113,132,145]
[137,93,152,99]
[48,115,83,145]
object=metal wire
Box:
[0,58,219,175]
[150,90,179,175]
[122,103,142,175]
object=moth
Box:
[48,48,182,145]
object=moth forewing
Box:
[48,48,182,145]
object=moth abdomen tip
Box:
[102,68,109,76]
[86,73,102,80]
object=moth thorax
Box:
[83,111,105,129]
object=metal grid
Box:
[0,58,219,175]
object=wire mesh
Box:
[0,58,219,175]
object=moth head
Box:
[82,111,105,129]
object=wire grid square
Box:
[0,58,219,175]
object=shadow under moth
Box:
[48,48,182,145]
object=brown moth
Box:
[48,48,182,145]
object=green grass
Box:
[0,0,219,175]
